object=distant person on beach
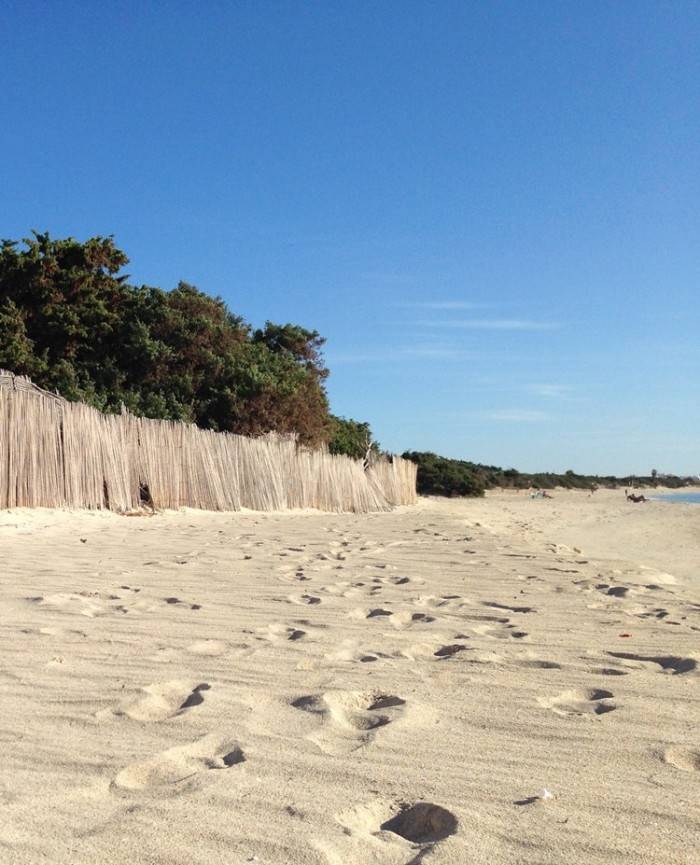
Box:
[625,490,648,503]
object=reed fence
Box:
[0,371,417,513]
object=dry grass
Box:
[0,371,416,513]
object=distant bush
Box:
[402,452,485,497]
[401,452,696,499]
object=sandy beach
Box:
[1,491,698,864]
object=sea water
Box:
[653,492,700,504]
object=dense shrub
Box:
[0,233,332,444]
[328,416,380,460]
[402,452,485,497]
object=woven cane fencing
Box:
[0,372,417,513]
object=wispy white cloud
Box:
[526,383,570,398]
[328,344,479,364]
[327,351,395,365]
[400,345,474,359]
[360,271,418,284]
[422,319,561,331]
[482,409,551,422]
[397,300,488,310]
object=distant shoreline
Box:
[456,487,700,587]
[651,490,700,504]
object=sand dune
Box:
[0,492,697,864]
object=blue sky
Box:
[2,2,698,474]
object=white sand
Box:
[1,492,698,864]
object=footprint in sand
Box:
[433,643,469,658]
[348,605,436,630]
[292,690,405,754]
[100,681,210,722]
[319,582,352,597]
[662,746,700,772]
[595,583,634,599]
[399,635,469,662]
[634,607,671,621]
[607,652,697,675]
[320,798,458,865]
[257,623,306,643]
[278,566,312,584]
[321,582,382,599]
[471,623,529,641]
[414,594,462,610]
[113,733,244,791]
[460,613,510,624]
[538,688,616,717]
[35,625,87,638]
[348,607,391,621]
[163,596,202,610]
[381,801,457,844]
[28,592,114,618]
[514,658,562,670]
[387,611,435,630]
[382,575,415,586]
[323,639,400,665]
[186,639,228,656]
[288,593,322,606]
[366,607,393,618]
[585,662,630,676]
[482,601,536,614]
[316,551,346,562]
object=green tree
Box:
[0,232,333,444]
[329,416,379,460]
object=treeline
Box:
[0,232,363,451]
[402,452,695,498]
[2,233,693,496]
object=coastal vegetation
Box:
[328,416,377,461]
[403,451,695,498]
[401,451,486,497]
[1,232,694,497]
[0,233,332,445]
